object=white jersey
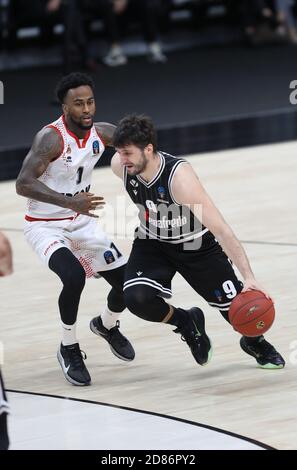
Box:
[26,115,105,220]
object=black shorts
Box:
[124,233,242,312]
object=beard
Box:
[70,115,93,130]
[128,153,148,175]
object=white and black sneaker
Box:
[57,343,91,386]
[90,316,135,361]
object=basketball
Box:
[228,290,275,337]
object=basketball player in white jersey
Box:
[110,114,285,370]
[0,231,13,450]
[16,72,135,386]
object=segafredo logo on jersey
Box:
[148,215,187,229]
[0,81,3,104]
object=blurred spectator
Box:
[239,0,285,44]
[6,0,89,71]
[95,0,167,66]
[7,0,63,49]
[274,0,297,43]
[62,0,88,71]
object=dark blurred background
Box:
[1,0,297,180]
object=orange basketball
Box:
[228,290,275,337]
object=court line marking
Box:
[7,388,274,450]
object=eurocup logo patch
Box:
[104,250,115,264]
[157,186,166,199]
[92,140,100,155]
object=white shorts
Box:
[24,214,126,278]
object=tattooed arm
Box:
[16,128,104,217]
[16,127,66,205]
[95,122,116,147]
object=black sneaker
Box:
[174,307,212,366]
[90,316,135,362]
[240,336,285,369]
[57,343,91,386]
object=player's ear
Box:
[146,143,154,154]
[62,103,68,115]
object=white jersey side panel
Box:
[27,115,105,219]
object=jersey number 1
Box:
[76,167,84,184]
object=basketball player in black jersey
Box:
[111,114,285,369]
[0,231,13,450]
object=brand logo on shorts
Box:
[93,140,100,155]
[44,240,60,256]
[214,289,223,301]
[104,250,115,264]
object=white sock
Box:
[100,307,122,330]
[61,321,78,346]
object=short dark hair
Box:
[113,115,157,152]
[55,72,95,104]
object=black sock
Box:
[244,335,264,345]
[166,307,188,328]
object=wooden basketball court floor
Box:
[0,141,296,450]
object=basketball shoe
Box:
[90,316,135,361]
[240,336,285,369]
[57,343,91,386]
[174,307,212,366]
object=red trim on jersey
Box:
[62,115,91,149]
[46,125,64,161]
[95,128,106,147]
[25,215,75,222]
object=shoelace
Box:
[256,341,276,357]
[68,347,87,369]
[248,338,275,357]
[174,326,200,344]
[109,321,128,346]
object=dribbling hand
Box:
[67,192,105,218]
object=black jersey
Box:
[124,151,213,245]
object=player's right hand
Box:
[67,192,105,218]
[242,277,273,302]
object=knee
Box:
[107,287,125,312]
[124,285,155,316]
[62,263,86,292]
